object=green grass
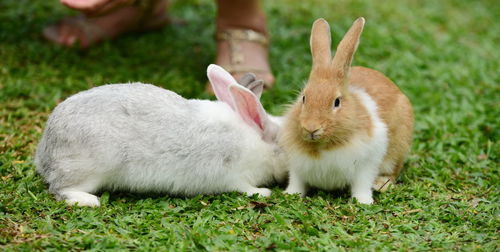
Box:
[1,0,498,250]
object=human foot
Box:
[43,0,169,48]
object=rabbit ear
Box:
[207,64,238,110]
[310,18,333,68]
[239,73,264,99]
[244,79,264,99]
[331,17,365,79]
[228,84,267,134]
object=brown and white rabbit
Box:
[281,18,414,204]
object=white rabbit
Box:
[35,64,288,207]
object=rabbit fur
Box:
[35,64,288,207]
[281,18,414,204]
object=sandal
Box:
[215,28,274,90]
[43,0,170,48]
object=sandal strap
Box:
[216,29,268,46]
[216,29,269,66]
[220,65,269,75]
[216,29,272,89]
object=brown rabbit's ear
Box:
[331,17,365,78]
[310,18,332,67]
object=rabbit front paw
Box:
[59,190,100,207]
[244,188,272,197]
[284,187,306,197]
[352,193,374,205]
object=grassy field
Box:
[1,0,498,250]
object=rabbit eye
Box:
[333,97,341,108]
[302,95,306,103]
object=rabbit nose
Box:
[302,127,323,141]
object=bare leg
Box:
[215,0,274,88]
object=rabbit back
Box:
[35,83,274,196]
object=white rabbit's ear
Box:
[207,64,238,110]
[239,73,264,99]
[228,84,267,134]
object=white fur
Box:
[35,65,288,207]
[268,115,285,127]
[285,86,388,204]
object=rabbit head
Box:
[292,18,366,150]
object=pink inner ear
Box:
[207,64,238,110]
[229,85,266,132]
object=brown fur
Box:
[350,66,414,178]
[280,18,414,184]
